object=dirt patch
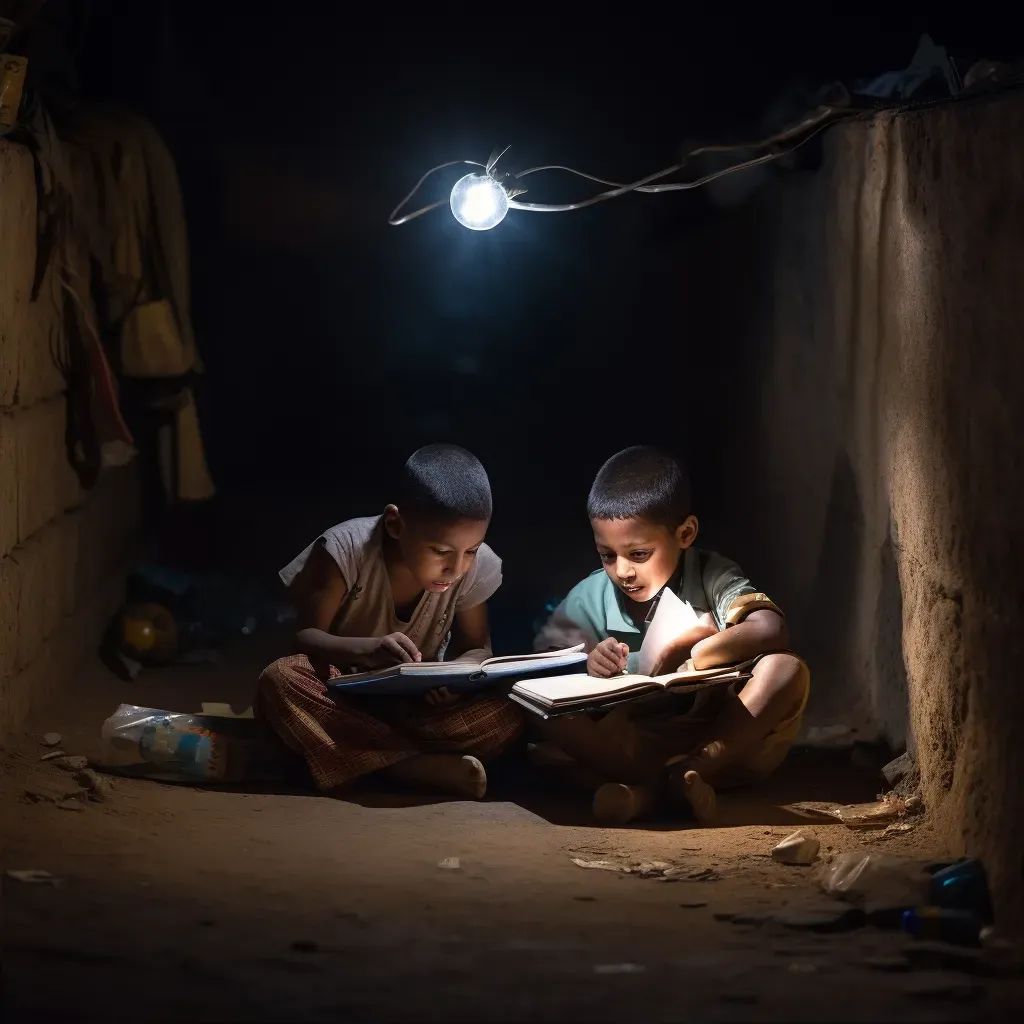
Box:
[2,645,1020,1021]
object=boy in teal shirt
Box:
[534,446,810,825]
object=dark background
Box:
[15,3,1010,647]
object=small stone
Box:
[882,752,915,787]
[56,799,86,812]
[74,769,98,791]
[52,756,89,773]
[573,896,597,902]
[41,732,62,747]
[290,940,319,953]
[23,784,66,804]
[687,867,720,881]
[771,830,820,865]
[788,962,818,973]
[89,780,112,803]
[199,919,215,927]
[678,901,708,909]
[40,749,66,761]
[437,857,461,870]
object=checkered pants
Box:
[255,654,524,790]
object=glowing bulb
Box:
[449,173,509,230]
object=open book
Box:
[327,645,587,697]
[509,661,754,717]
[511,588,750,717]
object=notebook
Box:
[510,588,750,717]
[327,645,588,696]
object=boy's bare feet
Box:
[670,768,717,821]
[387,754,487,800]
[592,783,657,826]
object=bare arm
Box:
[291,543,418,672]
[690,609,789,670]
[445,601,493,664]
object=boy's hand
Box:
[424,686,460,707]
[649,621,719,676]
[588,638,630,677]
[372,632,422,665]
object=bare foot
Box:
[671,769,716,822]
[592,783,657,826]
[386,754,487,800]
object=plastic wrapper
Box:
[820,851,931,908]
[99,704,285,784]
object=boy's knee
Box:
[752,652,808,697]
[258,655,313,696]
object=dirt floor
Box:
[3,632,1020,1022]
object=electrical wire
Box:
[389,101,853,225]
[388,159,486,225]
[509,115,844,213]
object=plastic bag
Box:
[820,851,931,908]
[99,704,283,784]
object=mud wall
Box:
[0,139,139,742]
[687,90,1024,921]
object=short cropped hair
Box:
[586,446,692,528]
[397,444,493,524]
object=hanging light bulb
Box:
[449,172,509,231]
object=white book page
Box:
[638,587,701,676]
[482,644,585,668]
[513,672,657,705]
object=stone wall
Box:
[0,138,139,742]
[684,89,1024,923]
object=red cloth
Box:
[255,654,523,790]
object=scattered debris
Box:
[437,857,461,870]
[820,851,930,909]
[289,940,320,953]
[5,869,60,885]
[40,749,66,761]
[593,963,645,975]
[570,856,719,882]
[571,858,622,872]
[41,732,63,747]
[864,820,918,842]
[771,830,820,866]
[834,794,907,829]
[51,756,89,773]
[23,783,70,805]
